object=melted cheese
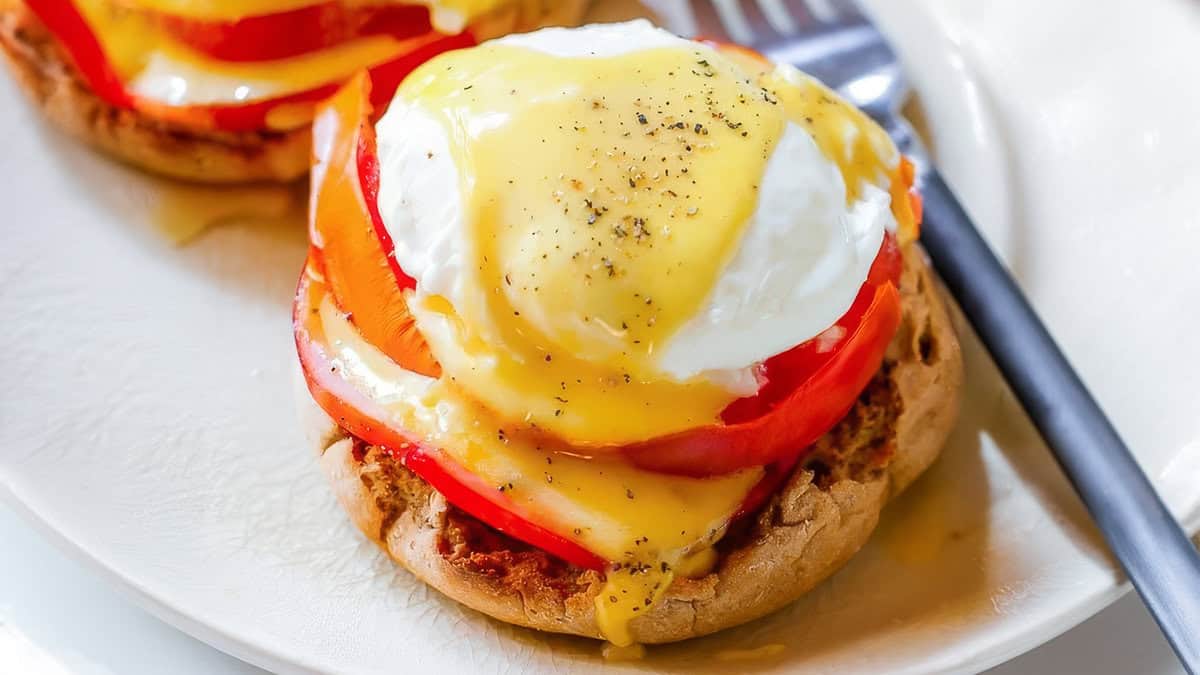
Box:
[316,290,760,645]
[127,36,414,107]
[74,0,432,112]
[74,0,497,119]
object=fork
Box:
[685,0,1200,669]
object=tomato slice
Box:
[152,2,434,62]
[294,264,606,571]
[23,0,473,132]
[25,0,133,108]
[308,71,439,377]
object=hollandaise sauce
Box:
[316,290,762,646]
[401,42,784,444]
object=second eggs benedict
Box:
[295,20,962,646]
[0,0,587,182]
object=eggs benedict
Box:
[295,20,963,646]
[0,0,587,182]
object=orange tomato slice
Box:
[308,72,439,377]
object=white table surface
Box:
[0,503,1182,674]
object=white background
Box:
[0,503,1183,674]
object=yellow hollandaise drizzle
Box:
[721,51,897,202]
[316,292,761,645]
[72,0,415,110]
[765,67,898,202]
[401,42,785,445]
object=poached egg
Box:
[374,20,901,445]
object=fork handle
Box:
[918,170,1200,673]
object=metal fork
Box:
[686,0,1200,669]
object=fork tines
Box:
[686,0,862,43]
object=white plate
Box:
[2,1,1198,673]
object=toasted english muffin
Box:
[297,243,963,644]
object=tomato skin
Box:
[24,0,474,132]
[308,72,438,376]
[154,2,434,62]
[294,264,609,571]
[354,93,416,294]
[25,0,133,107]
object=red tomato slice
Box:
[152,2,434,62]
[25,0,133,108]
[308,71,439,377]
[23,0,473,132]
[294,264,606,571]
